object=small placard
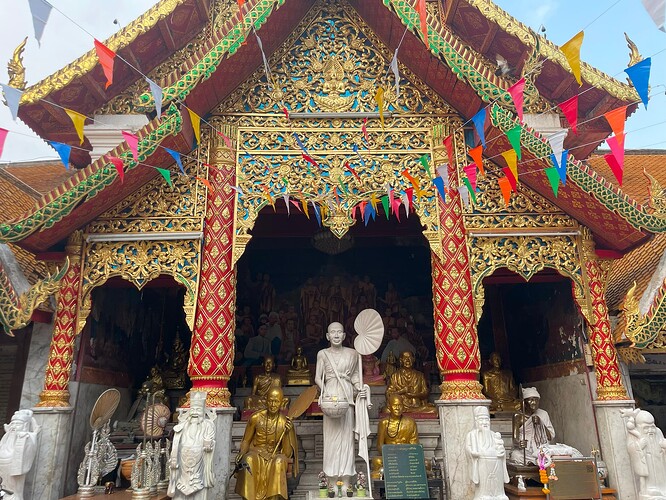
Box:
[381,444,430,499]
[549,458,601,500]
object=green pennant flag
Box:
[419,154,431,177]
[506,125,522,160]
[462,177,477,205]
[381,195,390,219]
[338,176,349,194]
[156,167,173,187]
[544,167,560,197]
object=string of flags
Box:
[0,0,658,219]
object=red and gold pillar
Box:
[36,231,82,407]
[188,135,237,407]
[431,140,484,400]
[583,234,628,400]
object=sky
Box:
[0,0,665,164]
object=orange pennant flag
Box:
[187,108,201,145]
[94,39,116,89]
[196,176,213,192]
[501,149,518,183]
[468,145,484,175]
[498,177,512,206]
[65,108,86,145]
[299,193,309,218]
[417,0,428,47]
[375,87,385,129]
[560,31,584,86]
[604,106,627,146]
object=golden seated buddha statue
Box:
[286,347,312,386]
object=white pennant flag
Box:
[283,194,290,215]
[28,0,52,45]
[1,84,22,121]
[254,32,273,91]
[390,49,400,98]
[458,185,470,210]
[146,78,163,119]
[642,0,666,31]
[547,130,568,169]
[436,164,449,188]
[401,192,410,218]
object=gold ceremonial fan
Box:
[90,388,121,430]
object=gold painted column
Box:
[36,231,82,407]
[188,134,237,407]
[581,231,628,400]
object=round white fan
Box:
[353,308,384,355]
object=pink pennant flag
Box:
[391,196,402,222]
[507,78,526,124]
[122,131,139,160]
[604,153,624,186]
[217,132,233,150]
[464,164,478,192]
[443,135,454,162]
[558,95,579,134]
[362,117,369,143]
[468,145,484,175]
[0,128,8,158]
[106,156,124,183]
[604,106,627,146]
[607,134,625,168]
[498,177,512,206]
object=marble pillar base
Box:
[593,399,638,500]
[437,399,490,500]
[211,407,235,500]
[23,406,74,500]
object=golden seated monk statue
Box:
[235,387,299,500]
[286,347,312,386]
[163,334,188,390]
[372,394,420,478]
[385,351,436,414]
[481,352,521,413]
[244,356,286,412]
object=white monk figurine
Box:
[315,321,367,491]
[168,392,216,499]
[466,406,509,500]
[623,409,666,499]
[0,409,40,500]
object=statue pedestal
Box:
[211,407,236,500]
[24,407,74,500]
[592,400,638,500]
[436,399,490,500]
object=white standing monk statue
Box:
[0,410,40,500]
[168,391,216,499]
[623,409,666,499]
[466,406,509,500]
[510,387,582,465]
[315,321,368,491]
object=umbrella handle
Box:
[357,354,372,499]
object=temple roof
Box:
[0,0,656,256]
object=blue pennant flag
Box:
[432,176,446,203]
[550,149,568,185]
[164,147,185,175]
[312,202,322,227]
[625,58,651,109]
[471,108,487,148]
[50,141,71,169]
[293,133,308,154]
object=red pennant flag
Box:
[122,131,139,160]
[196,176,213,192]
[106,156,124,183]
[507,78,526,124]
[238,0,246,23]
[468,145,484,175]
[362,117,369,143]
[94,39,116,89]
[443,135,454,163]
[405,188,414,211]
[464,164,478,192]
[345,162,361,182]
[417,0,428,47]
[498,177,512,206]
[604,106,627,146]
[607,134,625,168]
[282,107,289,120]
[604,153,623,186]
[303,153,319,167]
[558,95,579,134]
[502,167,517,192]
[0,128,7,158]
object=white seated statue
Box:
[0,409,40,500]
[509,387,582,466]
[623,408,666,499]
[466,406,509,500]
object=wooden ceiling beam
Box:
[442,0,460,25]
[158,22,177,52]
[478,23,498,53]
[83,73,109,102]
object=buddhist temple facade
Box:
[0,0,664,499]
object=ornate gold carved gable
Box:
[217,0,453,115]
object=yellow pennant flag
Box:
[375,86,385,129]
[560,31,584,86]
[187,108,201,144]
[501,149,518,182]
[65,108,86,145]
